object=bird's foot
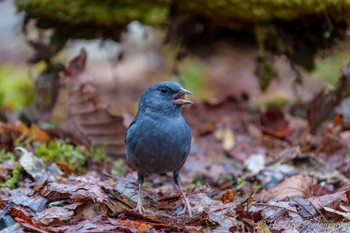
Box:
[182,196,193,217]
[174,179,193,217]
[135,200,146,214]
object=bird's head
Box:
[138,81,193,115]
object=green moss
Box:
[0,150,16,162]
[256,57,278,91]
[16,0,170,27]
[16,0,350,30]
[87,145,106,162]
[255,25,278,90]
[34,141,106,173]
[176,0,350,26]
[15,0,350,89]
[0,166,22,189]
[35,141,87,173]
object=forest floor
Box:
[1,47,350,233]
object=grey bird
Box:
[125,81,193,216]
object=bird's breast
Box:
[126,116,191,174]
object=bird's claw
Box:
[135,200,146,214]
[182,197,193,217]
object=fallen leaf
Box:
[16,121,51,143]
[59,49,126,158]
[291,153,349,184]
[316,132,350,175]
[323,206,350,220]
[0,123,21,151]
[40,179,109,203]
[17,147,63,180]
[290,196,316,218]
[190,192,237,232]
[70,201,108,224]
[33,206,75,225]
[218,189,237,204]
[307,67,350,133]
[256,175,313,202]
[0,223,24,233]
[308,190,348,210]
[64,219,126,233]
[260,109,290,138]
[8,207,33,225]
[8,188,47,213]
[258,201,294,222]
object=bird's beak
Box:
[172,88,193,105]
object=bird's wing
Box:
[125,117,137,145]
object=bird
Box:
[125,81,193,216]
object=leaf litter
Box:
[1,51,350,232]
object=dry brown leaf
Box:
[256,174,313,202]
[290,196,316,218]
[7,188,47,213]
[16,121,51,143]
[307,67,350,133]
[17,147,63,180]
[260,109,290,139]
[218,189,237,203]
[308,190,348,210]
[39,178,109,203]
[33,206,75,225]
[0,122,21,151]
[8,207,33,225]
[323,206,350,220]
[316,132,350,175]
[59,49,126,158]
[255,221,272,233]
[258,201,295,222]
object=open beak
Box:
[172,88,193,105]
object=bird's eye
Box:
[160,88,168,94]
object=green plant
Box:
[87,144,106,162]
[0,166,22,189]
[0,150,15,162]
[35,141,106,173]
[35,141,87,173]
[235,177,247,190]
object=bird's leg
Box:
[136,171,145,213]
[173,171,192,217]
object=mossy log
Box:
[16,0,350,28]
[16,0,350,89]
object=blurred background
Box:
[2,0,350,117]
[2,2,350,231]
[1,0,350,165]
